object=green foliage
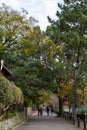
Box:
[24,98,32,107]
[0,3,37,59]
[11,82,24,105]
[0,76,14,110]
[0,76,24,116]
[0,1,87,118]
[46,0,87,116]
[47,0,87,93]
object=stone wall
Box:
[0,107,32,130]
[0,115,24,130]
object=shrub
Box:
[0,76,14,111]
[11,82,24,105]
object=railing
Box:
[63,111,87,130]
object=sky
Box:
[0,0,63,31]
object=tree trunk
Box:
[58,96,63,117]
[71,45,80,121]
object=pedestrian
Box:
[46,106,50,116]
[37,106,40,116]
[39,107,43,116]
[51,107,54,116]
[37,106,43,116]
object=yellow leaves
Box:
[76,89,83,94]
[11,82,24,105]
[45,39,53,45]
[15,87,24,104]
[76,86,87,95]
[45,39,62,52]
[57,83,72,100]
[76,86,87,106]
[56,45,62,52]
[44,39,62,63]
[84,86,87,92]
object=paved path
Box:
[15,112,80,130]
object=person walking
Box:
[37,106,40,116]
[46,106,50,116]
[51,107,54,116]
[38,106,43,116]
[39,107,43,116]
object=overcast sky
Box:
[0,0,63,31]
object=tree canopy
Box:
[0,1,87,118]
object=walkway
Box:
[14,111,80,130]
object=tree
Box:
[0,3,37,60]
[47,0,87,116]
[0,4,44,107]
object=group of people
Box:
[37,106,54,116]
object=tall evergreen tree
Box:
[46,0,87,117]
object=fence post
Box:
[65,113,67,120]
[67,113,69,121]
[83,119,86,130]
[73,115,75,124]
[77,118,80,128]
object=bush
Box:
[0,76,14,111]
[0,76,24,117]
[11,82,24,105]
